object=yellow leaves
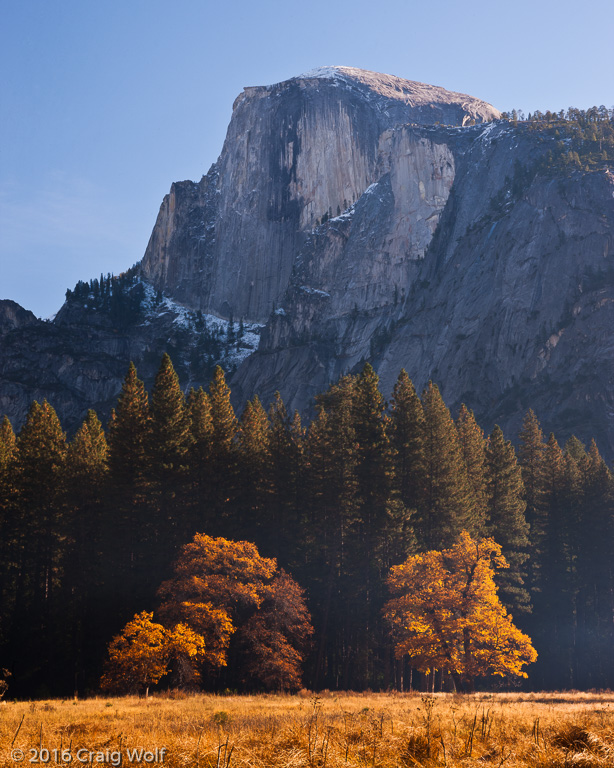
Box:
[384,531,537,687]
[164,534,277,614]
[167,623,207,659]
[102,535,314,694]
[100,612,171,695]
[100,610,221,694]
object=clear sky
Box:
[1,0,613,318]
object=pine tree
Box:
[235,396,272,542]
[485,425,530,615]
[419,382,474,550]
[306,376,359,688]
[0,417,17,655]
[107,363,153,619]
[11,401,68,694]
[108,362,151,489]
[0,416,16,476]
[389,370,425,516]
[518,410,547,544]
[207,366,238,525]
[149,354,192,554]
[150,354,191,482]
[534,433,577,688]
[64,410,110,694]
[564,435,587,463]
[353,364,397,554]
[575,440,614,688]
[351,363,404,687]
[267,393,305,567]
[186,387,214,529]
[456,404,488,535]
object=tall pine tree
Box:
[64,410,110,694]
[207,366,238,525]
[149,354,192,555]
[456,404,488,535]
[107,363,153,620]
[11,401,68,695]
[419,382,474,550]
[235,396,272,543]
[485,425,530,615]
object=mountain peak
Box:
[273,66,501,124]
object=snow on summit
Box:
[292,66,500,119]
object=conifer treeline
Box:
[0,356,612,696]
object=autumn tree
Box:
[156,534,313,690]
[100,611,170,696]
[240,570,313,691]
[384,531,537,692]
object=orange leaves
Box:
[100,611,171,695]
[101,535,313,693]
[240,570,314,691]
[159,534,277,616]
[158,534,313,691]
[384,531,537,687]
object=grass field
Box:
[1,691,614,767]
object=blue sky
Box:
[2,0,613,318]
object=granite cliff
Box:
[2,67,613,457]
[140,67,499,322]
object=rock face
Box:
[0,286,261,433]
[0,300,39,333]
[141,67,500,322]
[232,118,614,455]
[2,67,614,459]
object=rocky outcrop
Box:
[2,67,613,460]
[0,300,39,333]
[232,118,614,456]
[0,286,261,433]
[141,67,500,323]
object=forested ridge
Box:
[0,355,612,697]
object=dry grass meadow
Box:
[1,690,614,767]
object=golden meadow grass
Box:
[1,691,613,767]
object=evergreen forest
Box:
[0,355,612,697]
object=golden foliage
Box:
[101,536,313,693]
[384,531,537,687]
[100,611,170,695]
[241,571,314,691]
[157,534,313,690]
